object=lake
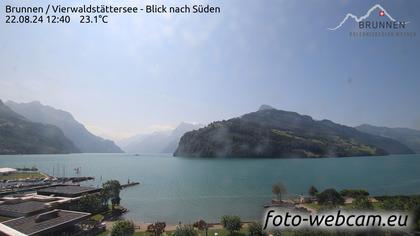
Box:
[0,153,420,224]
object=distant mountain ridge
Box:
[175,106,413,158]
[162,122,204,153]
[356,124,420,153]
[258,104,275,111]
[121,122,203,153]
[0,100,79,154]
[6,101,123,153]
[122,130,171,153]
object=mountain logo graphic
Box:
[328,4,398,31]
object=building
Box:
[297,195,317,204]
[0,184,103,235]
[0,185,101,218]
[0,209,90,236]
[0,192,82,218]
[0,168,17,176]
[0,200,52,218]
[36,185,101,198]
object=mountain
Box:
[258,104,275,111]
[356,124,420,153]
[174,106,414,158]
[162,122,204,153]
[6,101,123,153]
[123,130,172,153]
[0,100,79,154]
[121,122,203,153]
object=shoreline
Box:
[104,221,252,232]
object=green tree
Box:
[173,225,198,236]
[317,188,344,206]
[340,189,369,198]
[193,219,208,236]
[102,180,122,210]
[73,194,105,213]
[413,205,420,231]
[352,196,373,210]
[308,186,318,197]
[272,182,287,201]
[147,222,166,236]
[111,220,135,236]
[247,222,266,236]
[269,230,282,236]
[221,215,242,236]
[111,196,121,207]
[381,197,406,210]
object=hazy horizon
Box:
[1,0,419,140]
[4,99,420,142]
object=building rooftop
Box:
[0,209,90,236]
[0,168,17,174]
[0,201,50,217]
[37,185,100,198]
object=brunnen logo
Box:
[328,4,415,38]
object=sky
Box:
[1,0,419,140]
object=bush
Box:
[193,219,208,231]
[71,194,106,214]
[414,205,420,231]
[221,215,242,235]
[146,222,166,236]
[111,220,135,236]
[317,189,344,206]
[268,230,282,236]
[308,186,318,197]
[352,196,373,210]
[173,225,198,236]
[248,222,266,236]
[340,189,369,198]
[272,182,287,200]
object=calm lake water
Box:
[0,153,420,223]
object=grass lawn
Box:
[342,201,384,210]
[371,202,383,210]
[91,214,105,222]
[207,228,248,236]
[303,203,322,211]
[0,216,12,222]
[97,231,181,236]
[0,172,45,181]
[97,228,249,236]
[95,232,108,236]
[305,200,385,212]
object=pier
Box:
[57,176,95,183]
[121,182,140,189]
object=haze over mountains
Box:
[6,101,123,153]
[356,124,420,154]
[0,100,78,154]
[175,105,414,158]
[1,99,419,157]
[120,122,203,153]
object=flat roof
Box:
[37,185,99,197]
[0,168,16,173]
[0,201,49,215]
[0,210,90,236]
